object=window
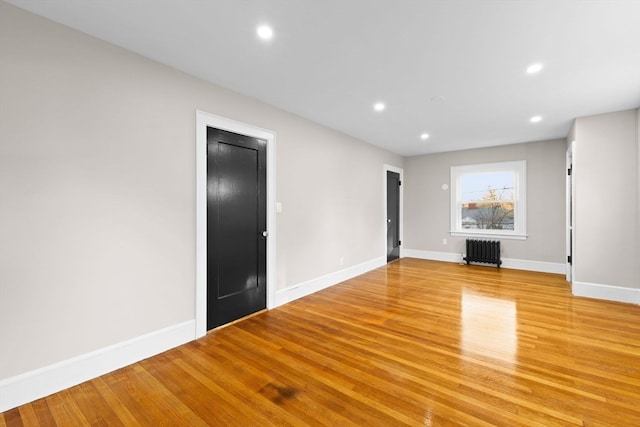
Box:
[450,160,527,240]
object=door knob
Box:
[387,219,391,223]
[262,231,268,237]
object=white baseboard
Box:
[572,281,640,305]
[404,249,565,275]
[0,320,196,412]
[500,258,566,274]
[403,249,461,264]
[275,256,387,307]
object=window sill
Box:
[450,231,528,241]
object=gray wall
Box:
[0,2,402,379]
[573,109,639,289]
[403,139,567,263]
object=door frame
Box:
[195,110,276,338]
[566,140,575,282]
[384,164,404,260]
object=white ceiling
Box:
[7,0,640,156]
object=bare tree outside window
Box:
[461,186,514,230]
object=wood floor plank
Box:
[95,366,170,426]
[90,377,141,427]
[46,389,90,427]
[71,379,124,426]
[167,353,270,426]
[27,400,54,427]
[203,337,374,426]
[2,259,640,425]
[0,408,23,427]
[219,327,419,426]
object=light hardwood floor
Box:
[2,259,640,426]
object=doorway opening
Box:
[384,165,403,262]
[566,141,574,282]
[195,111,276,337]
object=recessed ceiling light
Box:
[257,25,273,40]
[420,133,430,140]
[373,102,385,112]
[530,115,542,123]
[526,63,543,74]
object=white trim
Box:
[0,320,195,412]
[384,164,404,259]
[570,141,577,284]
[404,249,461,264]
[405,249,565,274]
[572,281,640,305]
[195,110,276,338]
[566,141,574,281]
[275,256,386,307]
[500,258,565,274]
[450,231,527,240]
[450,160,527,239]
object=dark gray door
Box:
[207,127,266,330]
[387,171,400,262]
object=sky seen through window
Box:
[461,172,514,202]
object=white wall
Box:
[403,139,567,270]
[0,1,402,384]
[3,0,637,411]
[572,109,640,300]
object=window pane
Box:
[451,160,526,238]
[461,172,514,202]
[461,201,514,230]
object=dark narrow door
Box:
[567,161,573,281]
[387,171,400,262]
[207,127,266,330]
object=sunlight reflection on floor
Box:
[461,291,517,363]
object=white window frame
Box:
[450,160,527,240]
